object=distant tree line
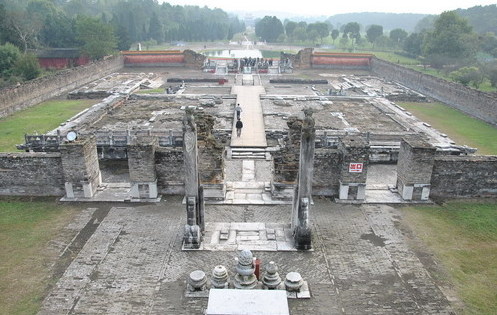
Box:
[254,5,497,90]
[0,0,245,85]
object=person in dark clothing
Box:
[236,118,243,137]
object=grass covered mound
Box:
[0,99,96,152]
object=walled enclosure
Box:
[1,49,496,199]
[371,58,497,126]
[0,55,123,118]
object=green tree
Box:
[5,9,43,52]
[0,43,21,77]
[293,25,308,42]
[308,22,329,43]
[480,32,497,57]
[255,16,284,42]
[366,24,383,47]
[389,28,408,46]
[331,29,339,44]
[423,11,478,60]
[449,66,484,87]
[403,32,424,57]
[148,12,164,42]
[285,21,298,38]
[343,22,360,39]
[75,16,117,60]
[14,52,41,80]
[486,64,497,87]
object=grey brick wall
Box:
[0,153,64,196]
[397,137,436,185]
[431,155,497,198]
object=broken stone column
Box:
[187,270,207,292]
[396,136,436,201]
[284,272,304,292]
[60,136,101,199]
[338,135,369,200]
[262,261,283,290]
[183,107,204,249]
[233,249,258,289]
[211,265,229,289]
[291,108,315,250]
[127,136,158,200]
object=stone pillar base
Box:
[339,182,366,200]
[398,180,431,201]
[64,182,75,199]
[130,180,158,199]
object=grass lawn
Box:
[399,102,497,155]
[135,88,165,94]
[0,198,79,315]
[402,201,497,314]
[0,99,97,152]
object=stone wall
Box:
[371,57,497,126]
[0,153,65,196]
[431,155,497,198]
[313,149,342,195]
[0,55,124,118]
[155,148,184,194]
[60,137,101,198]
[196,113,225,183]
[128,138,157,182]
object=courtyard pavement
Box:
[39,198,453,315]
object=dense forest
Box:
[0,0,245,86]
[0,0,245,53]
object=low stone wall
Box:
[371,58,497,126]
[431,155,497,198]
[0,55,124,118]
[0,153,65,196]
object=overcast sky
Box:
[162,0,497,16]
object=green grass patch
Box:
[402,201,497,314]
[0,198,79,315]
[399,102,497,155]
[0,99,97,152]
[135,88,165,94]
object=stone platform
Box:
[185,222,298,251]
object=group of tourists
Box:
[237,57,273,70]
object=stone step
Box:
[232,154,266,159]
[232,152,266,156]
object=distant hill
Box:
[326,12,428,32]
[413,4,497,34]
[456,4,497,34]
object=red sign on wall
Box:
[349,163,363,173]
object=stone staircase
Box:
[229,147,271,160]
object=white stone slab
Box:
[206,289,289,315]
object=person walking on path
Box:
[235,118,243,137]
[235,103,242,119]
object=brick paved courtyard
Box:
[39,197,453,314]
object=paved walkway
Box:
[230,83,267,147]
